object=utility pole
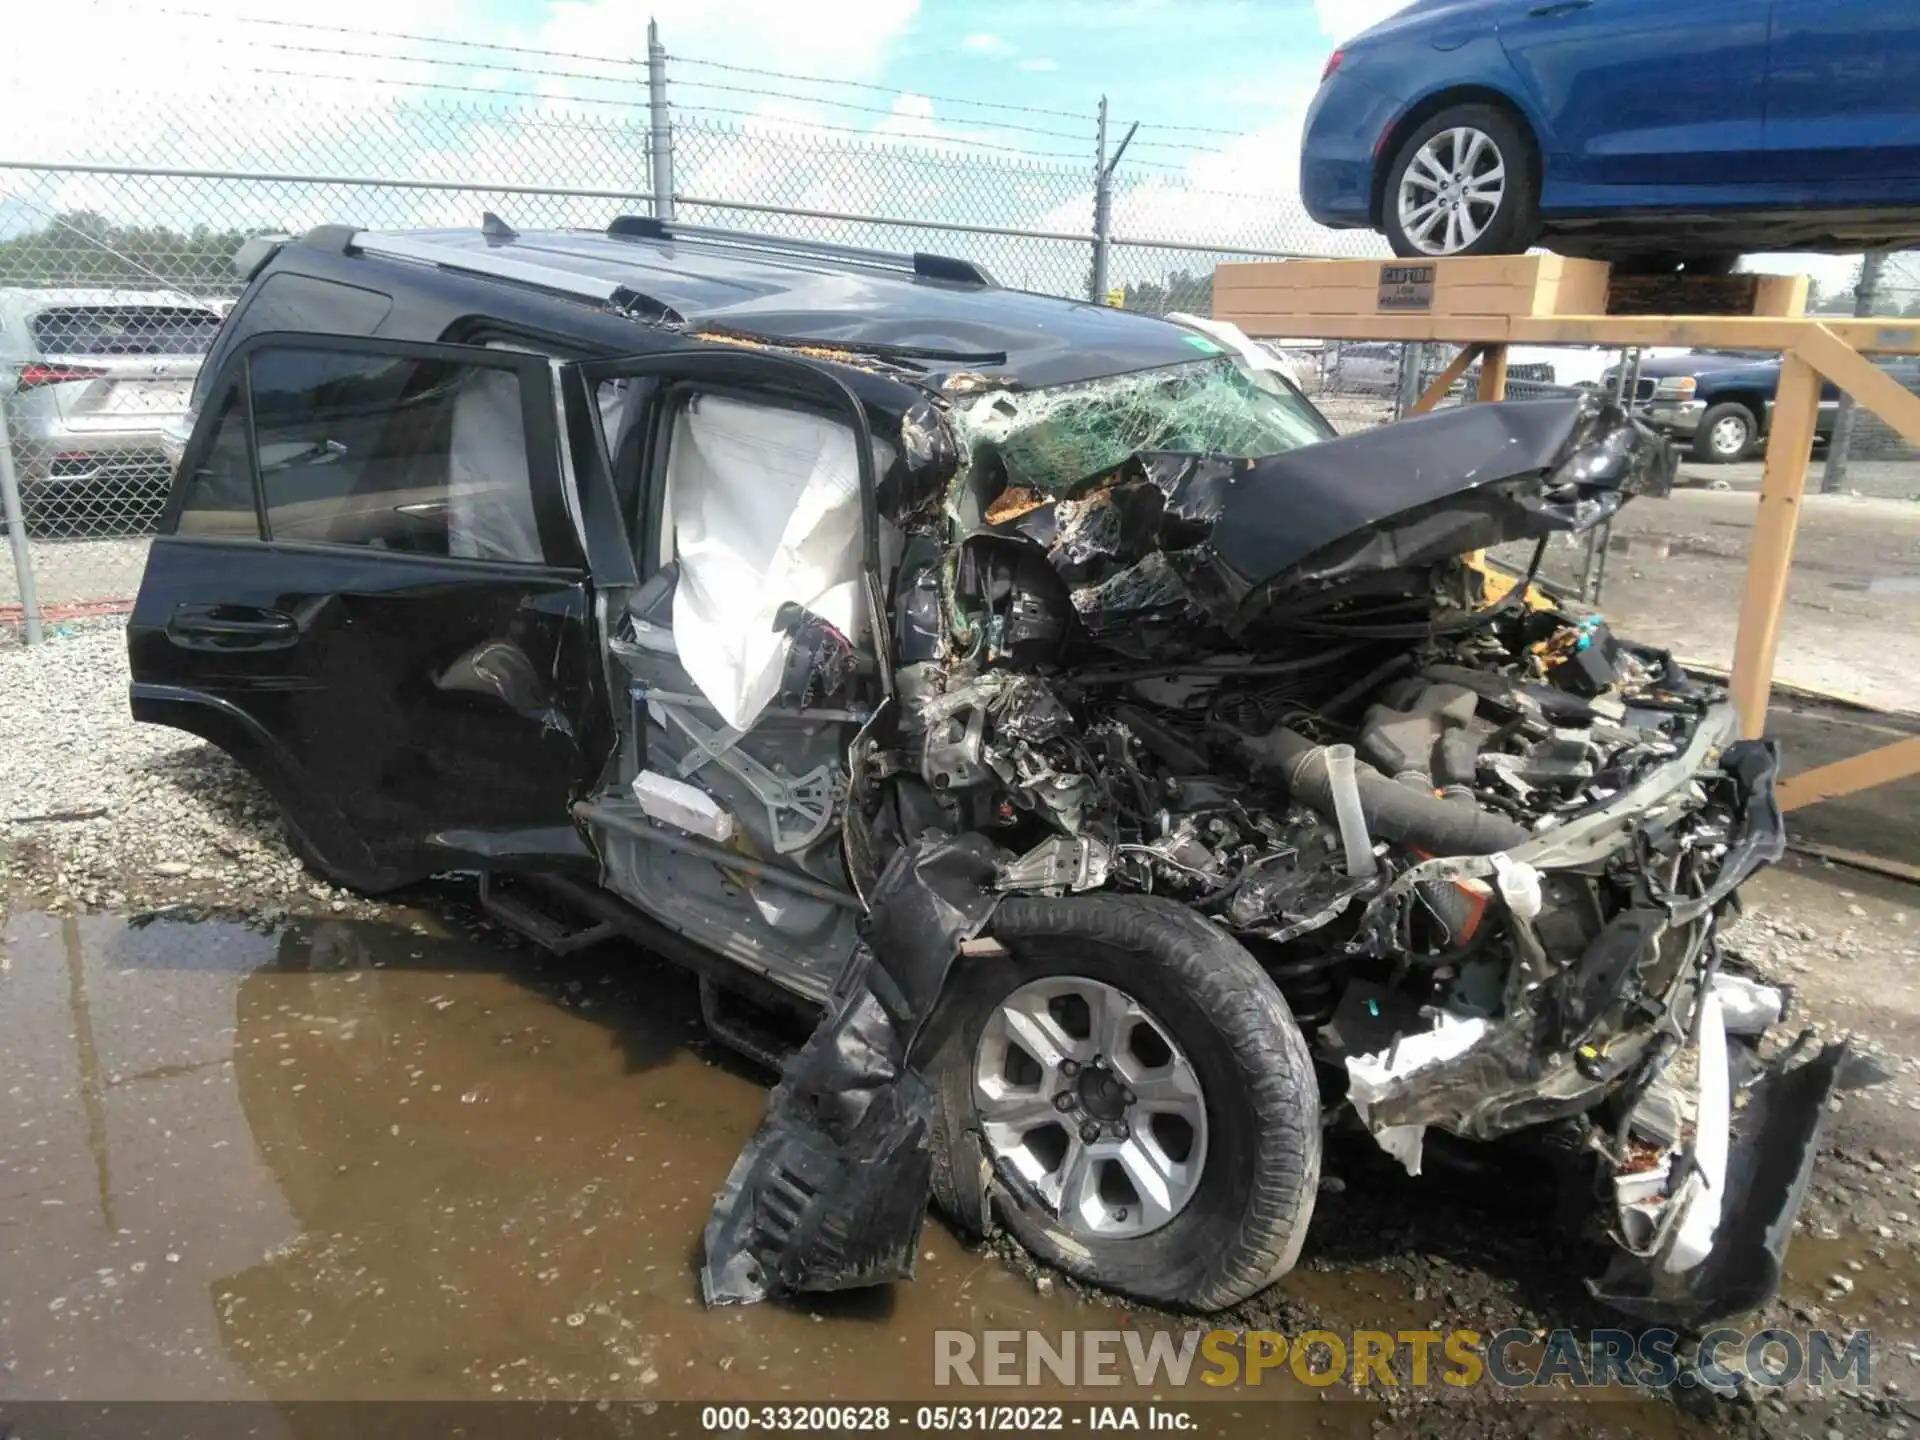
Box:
[1822,250,1887,493]
[1089,98,1136,305]
[0,388,42,644]
[647,19,674,222]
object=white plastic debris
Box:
[631,770,735,843]
[1345,1013,1490,1175]
[1710,970,1786,1037]
[1664,986,1730,1273]
[1491,854,1543,921]
[666,395,865,730]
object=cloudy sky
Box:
[1,0,1855,291]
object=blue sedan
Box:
[1301,0,1920,264]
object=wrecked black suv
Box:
[132,217,1844,1325]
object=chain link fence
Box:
[1,13,1912,649]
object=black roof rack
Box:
[604,214,995,287]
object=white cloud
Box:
[534,0,919,85]
[1313,0,1411,45]
[1018,57,1061,72]
[962,32,1013,56]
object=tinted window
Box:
[31,305,225,356]
[243,273,393,336]
[249,346,545,563]
[173,386,259,538]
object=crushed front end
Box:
[877,382,1832,1322]
[709,355,1836,1325]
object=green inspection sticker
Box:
[1181,334,1223,353]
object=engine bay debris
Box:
[684,376,1828,1325]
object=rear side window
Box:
[31,305,224,357]
[174,386,259,538]
[248,346,544,563]
[241,274,392,337]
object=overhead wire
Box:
[126,10,1259,174]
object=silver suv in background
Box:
[1,289,226,532]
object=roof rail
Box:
[349,231,682,322]
[604,214,996,287]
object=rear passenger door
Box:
[564,350,886,1003]
[128,334,609,889]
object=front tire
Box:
[1383,105,1539,258]
[1692,402,1757,463]
[921,894,1321,1311]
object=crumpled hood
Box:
[986,395,1672,638]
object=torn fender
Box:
[701,834,1001,1306]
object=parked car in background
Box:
[0,289,226,530]
[1624,350,1920,462]
[1301,0,1920,266]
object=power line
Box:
[671,106,1094,163]
[673,80,1093,143]
[676,108,1204,172]
[147,5,641,70]
[669,53,1094,124]
[135,8,1239,163]
[197,33,643,88]
[1115,118,1251,137]
[168,63,655,113]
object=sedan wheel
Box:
[1382,104,1539,259]
[1397,127,1506,257]
[974,975,1208,1240]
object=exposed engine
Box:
[886,564,1729,1037]
[850,392,1820,1322]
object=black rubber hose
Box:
[1233,725,1529,856]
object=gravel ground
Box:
[0,619,380,920]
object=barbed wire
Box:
[672,80,1093,143]
[106,8,1242,166]
[147,5,644,70]
[669,106,1094,164]
[667,53,1094,123]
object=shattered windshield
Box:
[957,354,1335,493]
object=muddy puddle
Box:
[2,905,1341,1406]
[0,902,1863,1435]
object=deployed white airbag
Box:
[667,395,865,730]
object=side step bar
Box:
[476,871,618,954]
[474,868,822,1071]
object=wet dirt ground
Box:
[1511,488,1920,716]
[4,864,1915,1437]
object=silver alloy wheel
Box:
[1711,413,1749,457]
[1397,126,1507,256]
[973,975,1208,1241]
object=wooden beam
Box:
[1217,310,1920,355]
[1794,324,1920,445]
[1787,841,1920,886]
[1776,736,1920,812]
[1409,344,1485,415]
[1728,352,1821,739]
[1476,343,1509,402]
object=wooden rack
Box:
[1213,254,1920,814]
